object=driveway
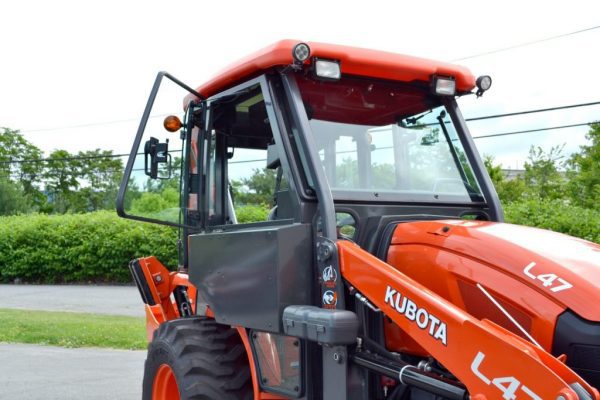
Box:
[0,343,145,400]
[0,284,144,317]
[0,284,147,399]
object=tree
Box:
[0,177,29,215]
[72,149,124,211]
[522,145,566,200]
[567,123,600,210]
[483,155,504,187]
[42,150,81,213]
[483,155,527,204]
[0,127,43,208]
[231,168,277,206]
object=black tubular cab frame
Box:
[118,69,504,400]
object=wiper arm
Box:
[404,110,432,125]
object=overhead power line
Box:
[465,101,600,122]
[0,150,183,165]
[19,112,176,134]
[2,100,598,165]
[15,99,600,137]
[0,152,129,165]
[472,122,594,140]
[452,25,600,61]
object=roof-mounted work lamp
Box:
[292,42,341,81]
[476,75,492,97]
[432,76,456,96]
[292,42,311,65]
[313,58,341,81]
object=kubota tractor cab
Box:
[117,41,600,400]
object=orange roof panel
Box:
[195,40,476,98]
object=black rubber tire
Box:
[142,317,253,400]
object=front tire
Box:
[143,317,253,400]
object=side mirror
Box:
[144,137,172,179]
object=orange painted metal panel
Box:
[193,40,475,99]
[338,240,599,400]
[389,220,600,321]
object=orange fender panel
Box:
[338,240,599,400]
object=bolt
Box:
[262,377,268,384]
[154,275,162,282]
[293,340,299,347]
[333,352,343,363]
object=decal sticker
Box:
[384,286,447,345]
[471,351,542,400]
[322,290,338,308]
[523,262,573,293]
[322,265,337,288]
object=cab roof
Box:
[195,40,476,99]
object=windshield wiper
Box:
[403,110,432,126]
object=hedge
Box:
[0,200,597,284]
[504,199,600,244]
[0,211,178,283]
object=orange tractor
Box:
[117,40,600,400]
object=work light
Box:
[314,58,341,81]
[432,76,456,96]
[292,42,311,64]
[476,75,492,97]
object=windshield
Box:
[296,76,484,203]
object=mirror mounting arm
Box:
[144,137,171,179]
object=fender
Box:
[129,257,197,340]
[338,240,599,400]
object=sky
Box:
[1,0,600,171]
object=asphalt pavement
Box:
[0,343,145,399]
[0,284,148,399]
[0,284,144,317]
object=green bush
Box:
[0,211,178,283]
[504,199,600,244]
[235,204,270,223]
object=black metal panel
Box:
[128,259,156,306]
[189,223,313,332]
[553,309,600,389]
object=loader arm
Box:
[338,240,599,400]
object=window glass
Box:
[121,76,188,224]
[206,83,293,225]
[336,212,357,239]
[229,148,272,223]
[295,75,484,203]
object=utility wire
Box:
[15,97,600,136]
[0,150,183,165]
[0,152,130,165]
[11,26,600,134]
[2,100,599,165]
[19,112,177,134]
[1,120,594,165]
[451,25,600,61]
[465,101,600,122]
[472,122,594,140]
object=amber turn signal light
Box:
[163,115,182,132]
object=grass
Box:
[0,308,147,350]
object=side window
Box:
[229,147,272,223]
[205,82,294,227]
[120,74,191,226]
